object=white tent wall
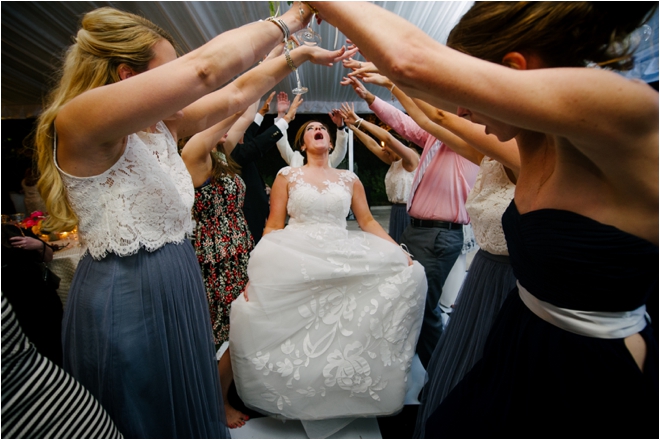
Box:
[1,1,475,119]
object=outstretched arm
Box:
[311,2,658,168]
[411,96,520,174]
[359,72,487,167]
[180,112,242,186]
[171,43,357,140]
[275,94,304,165]
[341,102,418,171]
[57,6,314,149]
[328,108,348,168]
[223,101,259,155]
[348,124,391,166]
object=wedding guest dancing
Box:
[378,88,520,437]
[181,113,253,428]
[225,92,289,244]
[339,101,419,243]
[229,120,427,438]
[33,4,353,436]
[310,2,659,437]
[340,68,479,368]
[221,89,302,244]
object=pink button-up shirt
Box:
[370,97,479,224]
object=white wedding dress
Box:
[230,166,427,431]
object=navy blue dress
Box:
[424,201,658,438]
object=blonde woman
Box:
[34,5,353,437]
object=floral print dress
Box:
[193,174,253,347]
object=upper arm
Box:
[276,132,295,165]
[371,98,429,148]
[392,40,658,161]
[350,178,374,228]
[329,129,348,167]
[264,171,289,232]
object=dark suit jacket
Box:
[231,121,284,244]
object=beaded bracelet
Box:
[355,118,364,129]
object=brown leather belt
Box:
[410,217,462,229]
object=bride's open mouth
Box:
[314,132,324,140]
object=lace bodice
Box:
[465,157,515,255]
[384,159,415,204]
[56,121,194,259]
[279,166,357,230]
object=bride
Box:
[229,120,427,430]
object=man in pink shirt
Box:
[350,84,479,368]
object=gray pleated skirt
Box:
[62,240,229,439]
[389,203,410,244]
[415,249,516,438]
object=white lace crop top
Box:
[55,121,195,260]
[465,157,515,256]
[384,159,415,204]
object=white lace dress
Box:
[230,166,427,425]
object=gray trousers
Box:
[401,224,463,368]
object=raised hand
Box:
[259,91,276,116]
[345,39,368,61]
[328,108,344,127]
[302,45,359,67]
[343,58,379,76]
[340,76,373,103]
[277,91,291,117]
[283,94,303,123]
[360,72,393,89]
[339,102,359,125]
[348,62,380,78]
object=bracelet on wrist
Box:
[284,45,297,71]
[399,243,414,258]
[355,118,364,129]
[265,16,290,42]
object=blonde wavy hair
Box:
[35,7,175,232]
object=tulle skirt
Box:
[388,203,410,244]
[230,223,427,422]
[415,249,515,438]
[62,241,229,439]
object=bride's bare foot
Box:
[225,403,249,429]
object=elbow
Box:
[382,46,420,89]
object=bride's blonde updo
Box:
[35,7,175,233]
